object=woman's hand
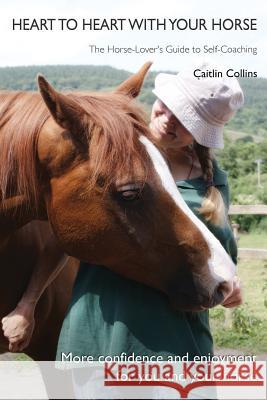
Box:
[222,276,242,308]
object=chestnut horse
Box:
[0,63,236,361]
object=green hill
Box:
[1,65,266,137]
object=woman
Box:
[56,61,243,368]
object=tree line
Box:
[0,65,266,137]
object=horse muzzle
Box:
[197,279,234,310]
[169,275,234,312]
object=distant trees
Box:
[216,136,267,231]
[1,65,266,137]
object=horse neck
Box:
[0,195,45,248]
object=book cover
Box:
[0,0,266,398]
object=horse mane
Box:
[0,89,152,210]
[69,93,152,190]
[0,91,49,208]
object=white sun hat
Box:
[152,60,244,149]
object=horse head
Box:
[36,63,235,311]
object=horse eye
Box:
[115,183,143,202]
[118,189,141,202]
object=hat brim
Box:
[152,74,224,149]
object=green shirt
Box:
[56,162,237,361]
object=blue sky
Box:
[0,0,266,77]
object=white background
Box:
[0,0,266,75]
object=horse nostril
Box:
[198,281,233,309]
[213,284,225,305]
[211,281,233,307]
[218,281,233,299]
[197,292,213,309]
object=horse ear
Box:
[38,75,86,133]
[116,62,152,98]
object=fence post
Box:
[231,222,240,242]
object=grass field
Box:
[211,229,267,355]
[210,258,267,353]
[238,232,267,249]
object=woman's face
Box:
[150,99,194,149]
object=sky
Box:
[0,0,266,76]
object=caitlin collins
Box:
[194,68,257,79]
